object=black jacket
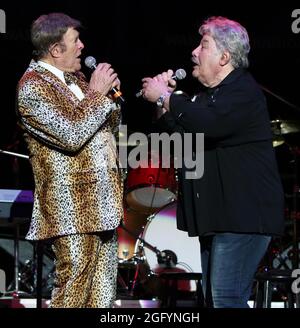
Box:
[157,68,284,236]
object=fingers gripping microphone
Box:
[84,56,125,103]
[135,68,186,98]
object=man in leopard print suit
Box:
[16,13,124,307]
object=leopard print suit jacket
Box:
[17,60,123,240]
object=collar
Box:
[208,67,246,92]
[218,67,245,86]
[37,60,66,83]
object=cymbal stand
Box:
[0,149,29,160]
[120,219,163,261]
[120,220,163,295]
[4,222,31,298]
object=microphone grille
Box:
[84,56,96,69]
[175,68,186,80]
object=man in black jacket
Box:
[141,16,284,308]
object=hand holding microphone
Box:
[85,56,125,103]
[136,68,186,98]
[140,68,186,106]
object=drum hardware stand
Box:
[3,223,32,299]
[272,250,292,270]
[120,220,168,295]
[120,220,163,261]
[117,272,130,291]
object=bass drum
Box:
[135,201,202,291]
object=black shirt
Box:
[157,68,285,236]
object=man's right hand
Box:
[89,63,118,96]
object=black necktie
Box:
[64,72,76,85]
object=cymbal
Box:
[271,120,300,135]
[272,136,285,148]
[271,120,300,147]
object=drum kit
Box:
[1,118,300,300]
[117,119,300,298]
[117,146,201,298]
[1,139,202,300]
[264,119,300,271]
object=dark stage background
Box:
[1,0,300,301]
[1,0,300,192]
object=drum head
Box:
[139,202,202,287]
[126,186,176,209]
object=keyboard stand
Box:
[3,220,32,298]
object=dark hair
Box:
[31,13,81,60]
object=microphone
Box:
[84,56,125,103]
[135,68,186,98]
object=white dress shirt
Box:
[38,61,85,101]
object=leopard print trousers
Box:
[50,230,118,308]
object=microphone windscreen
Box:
[84,56,97,69]
[175,68,186,80]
